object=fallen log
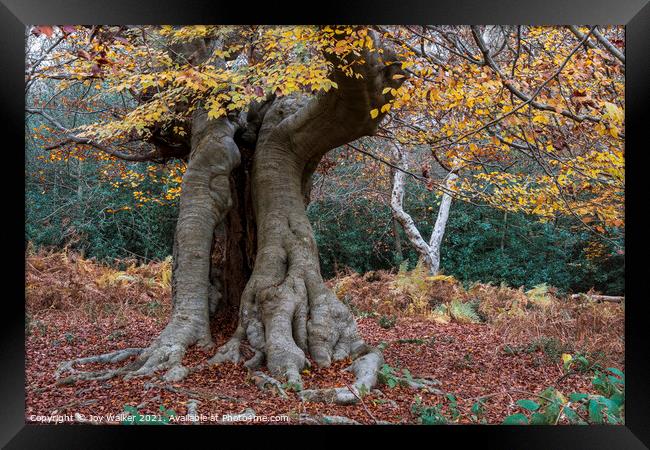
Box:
[570,294,624,303]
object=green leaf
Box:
[569,392,589,402]
[530,412,549,425]
[503,413,529,425]
[609,392,624,408]
[605,367,624,378]
[471,400,485,416]
[588,400,604,424]
[123,405,139,414]
[562,406,586,425]
[599,397,621,415]
[516,399,540,411]
[607,375,624,386]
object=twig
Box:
[344,383,378,424]
[431,26,599,153]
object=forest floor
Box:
[25,249,624,425]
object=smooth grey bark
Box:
[126,111,240,381]
[210,35,406,389]
[56,110,241,384]
[109,38,242,382]
[393,216,404,262]
[390,146,457,275]
[427,173,457,274]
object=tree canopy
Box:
[27,25,624,243]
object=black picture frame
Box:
[2,1,648,447]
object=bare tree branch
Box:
[471,25,600,124]
[568,25,625,64]
[26,107,160,162]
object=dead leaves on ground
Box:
[25,251,623,424]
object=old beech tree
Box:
[30,26,410,400]
[27,25,625,401]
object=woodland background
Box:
[26,143,624,295]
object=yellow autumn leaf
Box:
[370,108,379,119]
[603,102,624,124]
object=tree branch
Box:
[567,25,625,64]
[470,25,600,124]
[26,107,161,162]
[430,26,600,152]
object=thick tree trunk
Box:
[210,35,407,388]
[219,148,256,315]
[125,111,241,381]
[210,97,368,386]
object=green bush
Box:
[378,315,397,329]
[308,174,623,295]
[26,152,177,263]
[503,367,624,425]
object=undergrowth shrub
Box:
[378,315,397,329]
[28,247,624,366]
[26,246,172,321]
[503,366,624,425]
[328,264,623,365]
[308,180,624,296]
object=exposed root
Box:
[401,377,443,394]
[299,348,442,405]
[55,343,192,384]
[243,348,265,370]
[55,316,213,384]
[123,335,204,382]
[299,348,384,405]
[136,395,161,410]
[208,335,242,365]
[249,371,289,399]
[55,347,143,384]
[209,333,267,370]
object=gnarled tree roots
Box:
[55,315,214,384]
[298,349,384,405]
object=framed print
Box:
[2,0,649,447]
